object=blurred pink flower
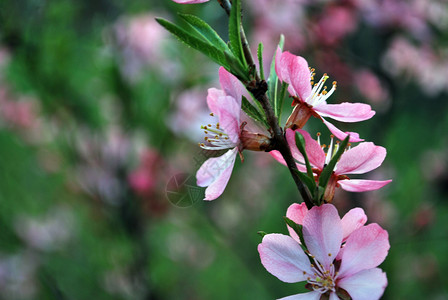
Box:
[168,88,214,141]
[114,14,177,81]
[275,48,375,142]
[196,67,270,201]
[271,129,392,201]
[258,204,389,300]
[382,38,448,96]
[128,149,162,196]
[354,69,389,104]
[249,0,307,59]
[358,0,429,39]
[313,6,357,46]
[14,207,75,252]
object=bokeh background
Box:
[0,0,447,299]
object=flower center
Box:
[306,72,337,107]
[317,133,346,165]
[304,255,338,294]
[198,113,237,150]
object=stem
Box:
[218,0,313,209]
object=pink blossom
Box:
[313,6,357,46]
[196,68,270,201]
[285,202,367,245]
[271,129,391,201]
[258,204,389,300]
[354,69,389,104]
[275,48,375,142]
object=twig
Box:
[219,0,314,208]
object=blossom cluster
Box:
[168,1,393,299]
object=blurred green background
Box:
[0,0,447,299]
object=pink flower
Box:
[271,129,392,201]
[275,48,375,142]
[196,68,270,201]
[258,204,390,300]
[285,202,367,245]
[172,0,209,3]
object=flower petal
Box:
[338,179,392,192]
[293,129,326,170]
[275,49,312,101]
[338,268,387,300]
[321,118,364,143]
[269,150,307,172]
[270,150,287,166]
[341,208,367,241]
[286,203,309,243]
[302,204,343,270]
[314,102,375,122]
[196,148,238,201]
[208,95,241,144]
[278,291,322,300]
[336,143,386,175]
[285,129,305,163]
[219,67,244,106]
[338,224,390,278]
[206,88,226,114]
[258,234,312,283]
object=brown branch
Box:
[219,0,314,209]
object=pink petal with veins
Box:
[209,95,241,144]
[196,148,238,200]
[302,204,343,270]
[321,118,364,142]
[275,48,312,101]
[218,67,245,106]
[206,88,225,114]
[292,129,326,170]
[314,102,375,122]
[338,179,392,192]
[338,268,387,300]
[286,203,309,243]
[338,224,390,278]
[258,234,312,283]
[341,208,368,241]
[278,291,322,300]
[336,143,387,175]
[269,150,307,172]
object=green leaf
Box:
[295,132,315,180]
[242,96,269,128]
[224,51,250,82]
[257,231,267,238]
[268,35,285,106]
[178,14,229,51]
[229,0,246,67]
[156,18,230,69]
[318,135,350,189]
[257,43,264,80]
[294,169,316,197]
[283,217,306,247]
[275,82,288,121]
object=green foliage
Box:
[178,14,229,51]
[318,135,350,191]
[267,35,285,119]
[228,0,247,69]
[257,43,264,80]
[156,18,232,69]
[242,96,269,128]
